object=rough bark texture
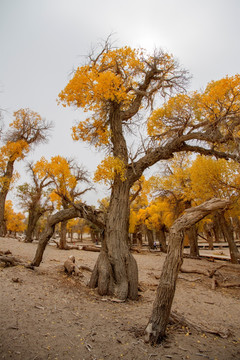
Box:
[59,220,68,249]
[147,229,154,249]
[186,224,199,257]
[0,160,14,236]
[156,228,167,253]
[32,204,104,266]
[145,198,230,344]
[89,181,138,300]
[0,192,7,237]
[25,209,42,243]
[218,212,240,264]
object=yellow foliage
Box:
[147,94,193,137]
[147,74,240,145]
[94,156,126,185]
[58,46,177,148]
[34,156,77,207]
[0,140,28,192]
[129,210,138,234]
[189,155,237,201]
[137,199,173,231]
[5,200,26,233]
[11,108,42,130]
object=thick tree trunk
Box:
[59,220,68,249]
[144,198,230,344]
[25,209,42,243]
[0,160,14,236]
[212,212,222,242]
[146,229,154,249]
[203,222,214,250]
[156,227,167,253]
[0,192,7,237]
[218,212,240,264]
[232,216,240,240]
[89,181,138,300]
[186,224,199,257]
[31,205,104,266]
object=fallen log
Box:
[180,267,209,277]
[169,311,230,339]
[0,255,22,266]
[81,245,100,252]
[0,255,34,270]
[180,264,225,278]
[216,281,240,288]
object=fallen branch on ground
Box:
[0,254,34,269]
[81,245,100,252]
[169,311,230,339]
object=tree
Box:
[5,200,26,235]
[147,153,200,256]
[34,156,92,249]
[0,109,52,236]
[189,155,240,263]
[16,162,53,243]
[57,40,240,300]
[137,199,173,252]
[144,198,230,344]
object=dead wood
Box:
[0,250,12,255]
[217,281,240,288]
[0,255,34,270]
[169,311,230,339]
[0,255,23,266]
[82,245,100,252]
[180,267,209,276]
[79,265,93,272]
[178,275,201,282]
[180,264,225,278]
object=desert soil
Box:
[0,237,240,360]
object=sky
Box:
[0,0,240,209]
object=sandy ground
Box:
[0,237,240,360]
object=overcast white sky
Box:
[0,0,240,208]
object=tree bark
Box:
[25,209,42,243]
[31,204,104,266]
[185,224,199,257]
[0,192,7,237]
[146,229,154,249]
[59,220,68,249]
[0,160,14,236]
[144,198,230,344]
[156,227,167,253]
[218,212,240,264]
[89,181,138,300]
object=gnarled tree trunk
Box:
[218,212,240,264]
[144,198,230,344]
[89,181,138,300]
[25,209,42,243]
[0,192,7,237]
[31,204,104,266]
[59,220,68,249]
[186,224,199,257]
[146,228,154,249]
[156,227,167,253]
[0,160,14,237]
